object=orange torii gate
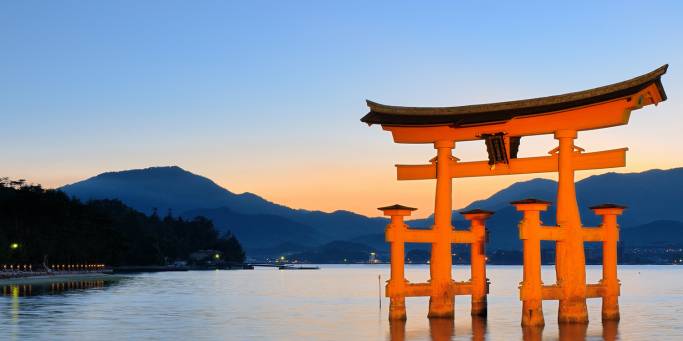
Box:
[362,65,668,324]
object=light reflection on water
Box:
[2,280,108,297]
[0,265,681,340]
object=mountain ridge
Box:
[60,165,683,254]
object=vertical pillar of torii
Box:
[381,204,415,320]
[461,209,492,317]
[512,198,551,327]
[591,203,625,321]
[554,129,588,323]
[429,140,455,318]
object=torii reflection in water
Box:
[388,317,486,341]
[388,319,618,341]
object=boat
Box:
[278,265,319,270]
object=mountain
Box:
[60,166,387,250]
[60,166,292,216]
[288,240,376,263]
[182,207,321,249]
[460,168,683,227]
[452,168,683,251]
[622,220,683,247]
[61,166,683,255]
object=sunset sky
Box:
[2,1,682,218]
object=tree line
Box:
[0,178,245,266]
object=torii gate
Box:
[362,65,668,324]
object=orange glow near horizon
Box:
[22,158,683,220]
[12,96,680,220]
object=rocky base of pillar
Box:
[471,298,487,317]
[427,296,454,318]
[521,300,545,327]
[389,297,407,320]
[558,299,588,323]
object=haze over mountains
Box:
[60,166,683,257]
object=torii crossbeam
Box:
[362,65,668,324]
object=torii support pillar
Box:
[460,209,493,317]
[429,140,456,318]
[380,204,493,321]
[513,199,627,326]
[513,199,550,327]
[590,203,625,321]
[554,129,588,323]
[380,204,416,320]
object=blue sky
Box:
[1,1,681,217]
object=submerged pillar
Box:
[429,318,455,341]
[380,204,417,321]
[389,319,407,341]
[471,316,487,341]
[461,209,493,317]
[591,204,625,321]
[513,199,550,327]
[554,130,588,323]
[428,140,455,318]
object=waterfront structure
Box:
[362,65,668,323]
[379,204,491,319]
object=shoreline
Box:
[0,273,125,286]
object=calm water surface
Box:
[1,265,682,340]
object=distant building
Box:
[369,252,379,264]
[189,250,223,265]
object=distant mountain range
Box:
[60,166,683,256]
[61,166,387,250]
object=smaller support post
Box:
[379,204,417,321]
[590,203,626,322]
[460,209,494,317]
[512,199,552,327]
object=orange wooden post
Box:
[513,199,551,327]
[389,320,406,341]
[429,318,455,341]
[590,204,625,321]
[521,326,544,341]
[471,316,487,341]
[380,204,416,320]
[429,140,455,318]
[460,209,494,317]
[554,129,588,323]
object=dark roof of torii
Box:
[377,204,417,211]
[459,209,494,215]
[589,203,627,210]
[361,65,668,126]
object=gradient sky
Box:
[2,1,682,218]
